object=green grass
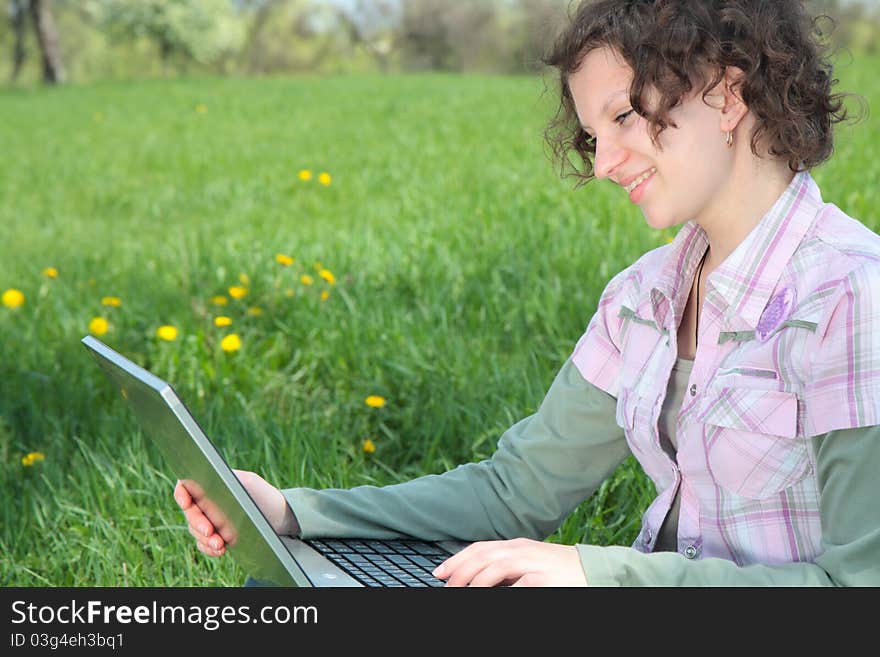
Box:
[1,59,878,586]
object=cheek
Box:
[640,171,711,229]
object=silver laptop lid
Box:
[81,335,311,587]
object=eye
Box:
[582,109,634,146]
[615,109,634,126]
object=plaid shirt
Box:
[572,170,880,566]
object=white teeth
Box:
[626,168,656,193]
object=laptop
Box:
[82,335,469,587]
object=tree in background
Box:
[330,0,397,73]
[6,0,65,83]
[805,0,880,55]
[395,0,501,72]
[238,0,352,74]
[8,0,28,81]
[3,0,878,83]
[509,0,567,73]
[92,0,244,73]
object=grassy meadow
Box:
[2,56,878,586]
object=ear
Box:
[716,65,749,132]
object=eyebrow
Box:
[580,89,628,134]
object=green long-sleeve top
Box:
[282,357,880,586]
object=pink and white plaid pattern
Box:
[572,171,880,566]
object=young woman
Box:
[175,0,879,586]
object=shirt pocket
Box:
[615,386,649,460]
[697,387,810,499]
[615,386,637,431]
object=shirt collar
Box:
[650,170,824,330]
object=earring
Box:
[725,131,733,148]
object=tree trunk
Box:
[245,0,279,75]
[29,0,65,84]
[9,0,29,82]
[333,5,391,73]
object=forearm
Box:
[577,545,841,586]
[283,358,629,542]
[282,461,520,542]
[283,425,624,542]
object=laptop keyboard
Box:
[305,538,451,587]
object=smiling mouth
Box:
[625,168,657,193]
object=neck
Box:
[696,153,796,272]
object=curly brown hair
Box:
[542,0,866,187]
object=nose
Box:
[592,134,627,180]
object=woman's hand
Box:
[173,469,297,558]
[432,538,588,587]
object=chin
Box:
[641,209,682,232]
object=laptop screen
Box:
[82,335,309,587]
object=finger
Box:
[186,523,217,542]
[182,504,214,537]
[173,481,192,509]
[444,560,493,587]
[440,540,536,587]
[189,525,226,551]
[187,523,216,544]
[510,573,542,587]
[443,549,509,587]
[179,478,205,499]
[433,541,494,580]
[196,540,226,558]
[193,497,231,538]
[217,524,238,546]
[468,559,525,588]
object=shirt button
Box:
[689,384,697,397]
[684,545,698,559]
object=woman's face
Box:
[569,47,735,231]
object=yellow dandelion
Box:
[247,306,263,316]
[21,451,45,467]
[228,286,248,300]
[313,262,324,271]
[284,289,295,298]
[239,273,250,285]
[318,269,336,285]
[220,334,241,353]
[195,103,207,114]
[2,288,25,309]
[101,296,122,307]
[43,267,58,279]
[318,172,332,186]
[214,316,232,327]
[365,395,386,408]
[156,325,178,341]
[275,254,294,266]
[211,295,228,306]
[298,169,312,181]
[89,317,109,336]
[666,236,674,244]
[362,439,376,454]
[320,290,330,301]
[300,275,314,286]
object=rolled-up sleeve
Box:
[802,263,880,436]
[571,269,629,399]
